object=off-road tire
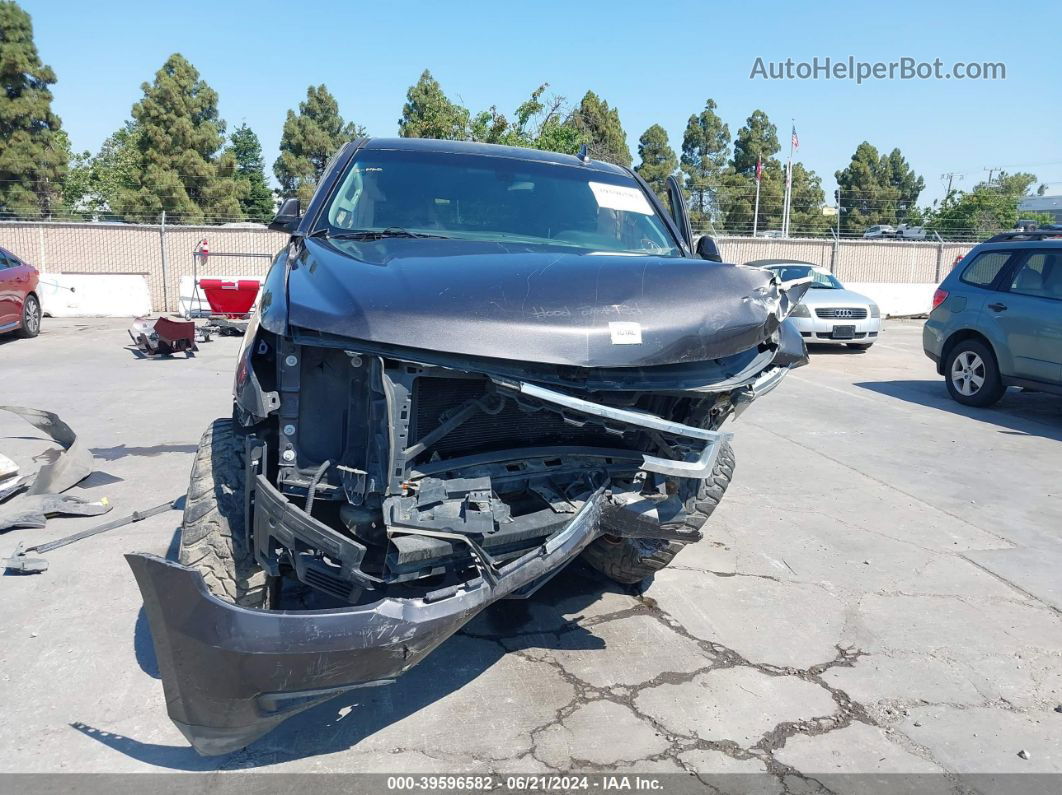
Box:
[17,294,41,338]
[582,441,735,584]
[178,418,267,607]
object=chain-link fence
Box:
[0,221,972,313]
[0,221,285,312]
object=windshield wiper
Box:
[316,227,450,241]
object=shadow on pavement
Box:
[805,343,872,355]
[89,443,199,461]
[855,379,1062,442]
[82,561,627,770]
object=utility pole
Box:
[941,172,962,198]
[984,167,998,187]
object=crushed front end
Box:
[129,298,807,754]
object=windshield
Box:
[768,265,843,288]
[323,149,682,257]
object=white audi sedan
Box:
[746,260,882,350]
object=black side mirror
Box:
[696,235,722,262]
[269,197,301,233]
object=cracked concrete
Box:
[635,667,838,746]
[1,319,1061,784]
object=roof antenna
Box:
[577,144,591,163]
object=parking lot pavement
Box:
[1,318,1060,781]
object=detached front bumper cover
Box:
[127,489,606,756]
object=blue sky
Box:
[22,0,1061,204]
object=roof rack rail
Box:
[985,229,1062,243]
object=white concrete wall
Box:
[37,273,152,318]
[846,283,937,317]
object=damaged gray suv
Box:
[127,138,810,755]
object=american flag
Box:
[791,124,800,151]
[755,157,763,181]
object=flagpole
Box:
[783,119,795,236]
[752,158,761,236]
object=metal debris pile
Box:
[0,406,112,571]
[128,316,199,357]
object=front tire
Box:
[582,442,735,584]
[178,418,267,607]
[945,339,1005,407]
[17,294,41,338]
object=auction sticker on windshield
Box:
[589,182,654,215]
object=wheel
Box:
[178,418,267,607]
[847,342,873,351]
[945,339,1006,407]
[582,441,735,584]
[17,294,41,338]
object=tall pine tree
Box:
[717,110,826,236]
[634,125,677,203]
[275,84,362,207]
[834,142,922,235]
[398,70,470,140]
[681,99,730,228]
[0,1,67,218]
[567,91,631,167]
[229,123,274,222]
[117,54,243,223]
[731,110,779,176]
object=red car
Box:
[0,247,41,338]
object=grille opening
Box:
[498,489,551,518]
[814,307,869,319]
[411,377,644,461]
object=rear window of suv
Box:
[960,251,1012,287]
[1009,252,1062,300]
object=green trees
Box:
[229,124,274,222]
[635,125,677,203]
[567,91,631,167]
[720,110,782,233]
[394,75,630,166]
[62,122,143,217]
[275,84,363,207]
[0,1,67,218]
[787,163,832,237]
[681,99,730,228]
[114,53,243,222]
[929,171,1040,239]
[395,72,588,157]
[398,70,470,140]
[469,84,583,154]
[835,141,924,235]
[731,110,778,176]
[708,109,828,236]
